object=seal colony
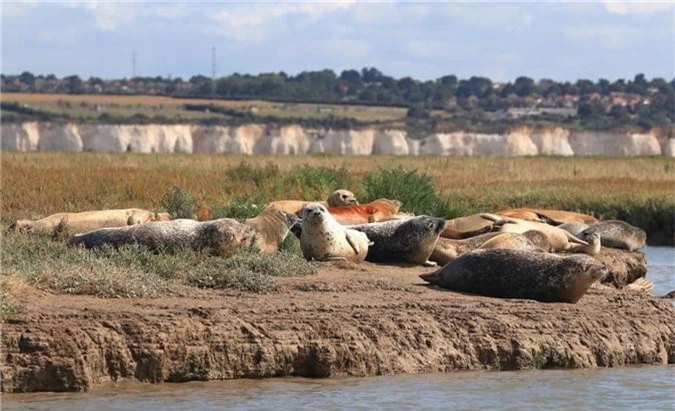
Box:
[12,187,653,304]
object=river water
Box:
[3,247,673,411]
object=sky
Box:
[2,1,674,83]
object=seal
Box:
[243,208,298,254]
[68,218,257,257]
[9,208,168,234]
[579,220,647,251]
[482,214,599,255]
[419,249,609,303]
[349,216,446,266]
[326,199,402,225]
[299,203,371,263]
[430,232,503,266]
[441,213,497,239]
[264,189,359,215]
[497,208,598,224]
[557,222,590,237]
[662,290,675,299]
[326,189,359,207]
[477,230,552,252]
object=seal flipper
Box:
[345,231,364,255]
[564,230,589,245]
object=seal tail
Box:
[624,277,655,294]
[419,269,442,286]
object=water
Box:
[3,247,674,411]
[4,367,674,411]
[643,246,675,297]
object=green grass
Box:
[1,227,317,297]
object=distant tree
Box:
[339,69,361,84]
[438,75,458,86]
[513,76,535,97]
[577,101,604,118]
[406,103,430,119]
[189,75,211,84]
[610,79,626,93]
[64,75,83,93]
[361,67,383,83]
[597,78,611,95]
[608,104,630,123]
[19,71,35,87]
[575,79,597,95]
[467,76,493,98]
[561,82,579,95]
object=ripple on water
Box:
[3,367,674,411]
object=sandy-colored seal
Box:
[580,220,647,251]
[326,199,402,225]
[482,214,599,255]
[441,213,496,239]
[420,249,609,303]
[264,189,359,215]
[326,189,359,207]
[477,230,552,252]
[9,209,169,234]
[243,208,298,254]
[68,218,256,257]
[299,203,371,263]
[497,208,598,224]
[349,216,446,266]
[430,232,503,266]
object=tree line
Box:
[2,68,673,130]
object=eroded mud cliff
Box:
[1,250,673,393]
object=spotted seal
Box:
[580,220,647,251]
[299,203,371,263]
[349,216,446,266]
[420,249,609,303]
[68,218,256,257]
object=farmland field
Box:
[2,92,407,123]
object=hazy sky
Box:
[2,1,674,82]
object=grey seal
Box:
[420,249,609,303]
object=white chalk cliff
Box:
[1,122,672,156]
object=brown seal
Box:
[430,232,503,266]
[9,208,167,234]
[420,249,609,303]
[264,189,359,215]
[441,213,496,239]
[477,230,552,252]
[496,208,598,224]
[482,214,599,255]
[243,208,298,254]
[326,199,402,225]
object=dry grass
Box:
[2,152,673,221]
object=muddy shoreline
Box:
[1,250,673,393]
